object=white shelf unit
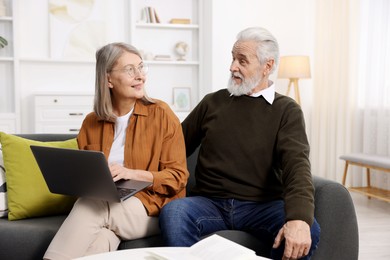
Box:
[1,0,206,134]
[0,0,19,133]
[128,0,203,115]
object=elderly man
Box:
[159,27,320,260]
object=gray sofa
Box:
[0,134,359,260]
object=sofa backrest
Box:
[16,134,77,142]
[186,147,199,194]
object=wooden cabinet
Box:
[34,94,94,134]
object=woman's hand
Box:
[109,163,153,182]
[109,163,131,182]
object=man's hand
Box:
[273,220,311,260]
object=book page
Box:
[147,249,200,260]
[189,234,258,260]
[147,234,271,260]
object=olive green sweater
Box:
[182,89,314,226]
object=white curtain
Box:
[310,0,359,182]
[351,0,390,189]
[310,0,390,189]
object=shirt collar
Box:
[250,82,275,104]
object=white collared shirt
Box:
[250,83,275,104]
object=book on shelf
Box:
[170,18,191,24]
[141,6,160,23]
[154,8,161,23]
[154,54,172,61]
[147,234,271,260]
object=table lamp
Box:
[277,56,311,105]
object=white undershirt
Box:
[108,109,133,166]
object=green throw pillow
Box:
[0,132,78,220]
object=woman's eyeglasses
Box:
[110,63,149,77]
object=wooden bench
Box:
[340,153,390,202]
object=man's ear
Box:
[266,59,275,73]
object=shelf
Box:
[0,16,12,21]
[136,23,199,29]
[19,58,95,64]
[0,57,14,61]
[145,60,199,65]
[348,186,390,203]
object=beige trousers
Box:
[43,197,159,260]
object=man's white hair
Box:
[236,27,280,74]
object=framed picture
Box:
[48,0,107,60]
[173,87,191,111]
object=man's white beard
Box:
[227,72,262,96]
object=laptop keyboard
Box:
[117,187,136,198]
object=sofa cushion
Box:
[0,132,78,220]
[0,215,67,260]
[0,148,7,218]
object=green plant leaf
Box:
[0,36,8,48]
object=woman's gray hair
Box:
[94,42,154,122]
[236,27,279,73]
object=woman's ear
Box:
[107,74,113,88]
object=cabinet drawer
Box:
[35,107,91,121]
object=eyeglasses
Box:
[110,63,149,77]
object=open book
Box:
[148,234,271,260]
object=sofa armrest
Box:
[312,175,359,260]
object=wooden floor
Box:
[350,192,390,259]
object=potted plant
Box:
[0,36,8,48]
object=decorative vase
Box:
[175,42,189,61]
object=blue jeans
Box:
[159,196,320,260]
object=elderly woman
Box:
[44,42,188,260]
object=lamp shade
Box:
[277,56,311,79]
